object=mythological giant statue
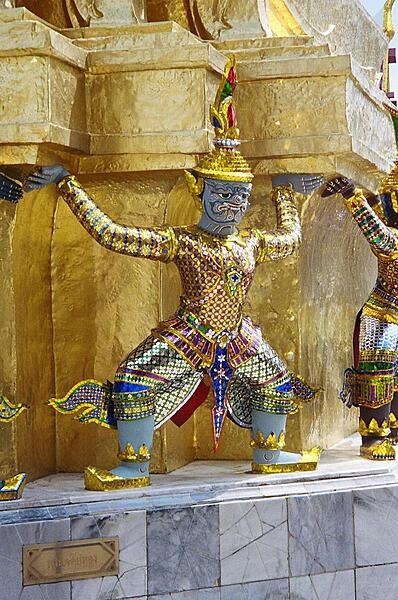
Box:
[323,171,398,461]
[22,61,322,490]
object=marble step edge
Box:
[0,471,396,526]
[0,465,395,516]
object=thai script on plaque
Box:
[23,537,119,585]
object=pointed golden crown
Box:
[187,57,253,191]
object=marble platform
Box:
[2,434,398,599]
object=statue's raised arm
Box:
[322,175,398,258]
[25,165,177,263]
[255,174,323,263]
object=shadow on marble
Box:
[220,499,288,585]
[290,570,355,600]
[147,505,220,595]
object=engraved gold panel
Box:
[23,537,119,585]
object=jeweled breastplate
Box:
[174,227,258,332]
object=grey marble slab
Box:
[354,486,398,567]
[290,570,355,600]
[356,563,398,599]
[288,491,355,576]
[0,518,70,600]
[147,505,220,595]
[220,498,288,585]
[220,579,289,600]
[70,510,146,599]
[150,589,220,600]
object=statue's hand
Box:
[321,176,355,199]
[24,164,70,192]
[0,173,23,203]
[272,174,324,196]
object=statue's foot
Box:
[84,466,150,491]
[0,473,27,500]
[252,448,321,474]
[360,438,395,460]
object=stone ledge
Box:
[1,435,397,600]
[0,433,393,517]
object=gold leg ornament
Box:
[250,425,321,474]
[84,467,150,491]
[0,473,27,501]
[358,418,396,460]
[85,440,152,491]
[0,395,28,500]
[251,446,322,474]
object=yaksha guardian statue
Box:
[323,170,398,461]
[25,60,322,490]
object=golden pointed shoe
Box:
[0,473,27,500]
[360,439,395,460]
[252,447,321,474]
[84,466,150,491]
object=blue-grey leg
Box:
[84,412,155,491]
[251,409,320,473]
[111,416,154,478]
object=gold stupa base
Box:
[252,447,321,474]
[360,439,395,460]
[0,473,27,501]
[84,466,150,491]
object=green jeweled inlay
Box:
[358,362,395,371]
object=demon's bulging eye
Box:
[218,192,233,199]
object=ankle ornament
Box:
[117,443,151,463]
